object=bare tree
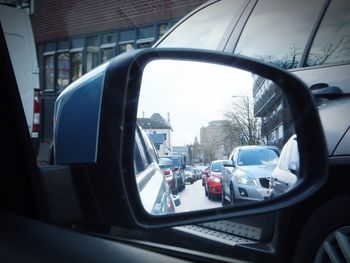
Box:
[224,97,262,146]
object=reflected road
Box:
[176,180,221,213]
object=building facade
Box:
[30,0,206,144]
[138,113,173,157]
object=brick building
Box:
[30,0,207,145]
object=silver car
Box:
[221,145,279,205]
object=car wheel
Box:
[294,195,350,263]
[191,179,194,184]
[230,185,236,205]
[221,190,229,206]
[208,191,212,200]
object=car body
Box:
[169,155,186,192]
[205,160,232,200]
[191,168,201,180]
[221,146,279,204]
[158,157,178,195]
[0,4,40,153]
[157,0,350,260]
[201,166,210,186]
[270,135,299,198]
[184,167,195,184]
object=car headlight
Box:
[236,174,257,186]
[210,175,221,183]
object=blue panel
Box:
[54,64,107,164]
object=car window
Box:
[234,0,324,69]
[238,148,279,166]
[157,0,248,50]
[211,162,223,172]
[305,0,350,67]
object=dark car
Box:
[184,167,195,184]
[169,155,186,192]
[221,146,279,205]
[157,0,350,261]
[158,157,178,195]
[205,160,232,200]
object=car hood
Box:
[236,164,276,179]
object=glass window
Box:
[44,55,55,91]
[57,53,70,91]
[71,52,82,82]
[157,0,247,49]
[102,48,115,63]
[119,42,135,53]
[87,36,100,72]
[235,0,323,69]
[158,23,170,38]
[306,0,350,66]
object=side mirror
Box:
[223,160,235,168]
[52,48,327,229]
[173,195,181,207]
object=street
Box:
[176,179,222,213]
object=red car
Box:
[201,166,210,186]
[205,160,232,200]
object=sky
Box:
[137,59,254,146]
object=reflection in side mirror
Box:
[136,59,298,215]
[173,195,181,207]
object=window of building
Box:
[306,0,350,67]
[235,0,323,69]
[44,53,55,91]
[158,23,170,38]
[119,41,135,53]
[101,33,116,63]
[57,52,70,91]
[87,36,100,72]
[119,29,136,54]
[71,52,83,82]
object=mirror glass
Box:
[136,59,298,215]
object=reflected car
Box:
[184,167,195,184]
[201,166,210,186]
[169,156,186,192]
[205,160,232,200]
[270,135,299,198]
[158,157,178,195]
[221,146,279,205]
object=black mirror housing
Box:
[52,48,327,229]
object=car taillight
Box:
[32,92,40,138]
[163,170,171,176]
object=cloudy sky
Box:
[137,59,254,146]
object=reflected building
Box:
[253,77,293,149]
[138,113,173,157]
[200,120,240,163]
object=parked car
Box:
[184,167,195,184]
[270,135,299,198]
[0,4,40,154]
[201,166,210,186]
[158,157,178,195]
[191,169,202,180]
[156,0,350,261]
[169,155,186,192]
[221,146,279,205]
[205,160,232,200]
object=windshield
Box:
[211,162,224,172]
[238,148,279,166]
